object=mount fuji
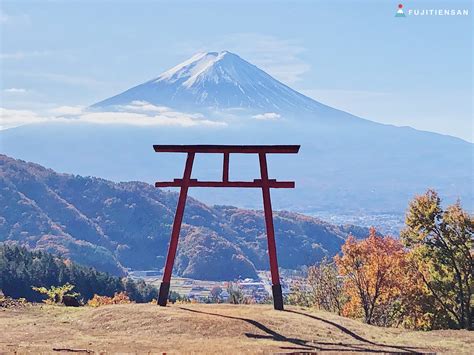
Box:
[92,51,327,115]
[1,51,472,221]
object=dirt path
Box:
[1,303,472,353]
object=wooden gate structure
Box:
[153,144,300,310]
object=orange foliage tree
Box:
[335,228,408,325]
[87,292,132,307]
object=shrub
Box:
[32,283,81,305]
[87,292,132,307]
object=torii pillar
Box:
[153,145,300,310]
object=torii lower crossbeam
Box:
[153,144,300,310]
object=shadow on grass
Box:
[286,309,428,354]
[178,307,428,353]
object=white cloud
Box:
[0,102,226,130]
[0,108,54,129]
[252,112,281,120]
[4,88,27,94]
[77,111,220,127]
[122,101,173,113]
[49,106,84,115]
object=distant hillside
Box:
[0,154,367,280]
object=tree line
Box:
[0,243,158,303]
[289,190,473,330]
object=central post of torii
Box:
[153,145,300,310]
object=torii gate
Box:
[153,144,300,310]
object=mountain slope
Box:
[0,155,362,279]
[91,51,327,114]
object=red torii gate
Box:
[153,144,300,310]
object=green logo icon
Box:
[396,4,406,17]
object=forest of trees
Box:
[0,243,158,303]
[289,190,473,330]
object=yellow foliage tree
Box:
[335,228,408,325]
[32,283,79,305]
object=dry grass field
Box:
[1,303,472,354]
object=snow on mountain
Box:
[91,51,325,114]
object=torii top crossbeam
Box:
[154,144,300,153]
[153,144,300,310]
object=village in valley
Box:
[129,269,302,303]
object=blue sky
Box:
[1,0,472,141]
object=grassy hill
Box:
[1,303,471,353]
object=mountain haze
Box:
[1,51,471,216]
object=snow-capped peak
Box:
[154,51,237,88]
[92,50,325,113]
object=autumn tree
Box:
[287,278,312,307]
[305,259,346,314]
[335,229,408,325]
[384,258,438,330]
[401,190,473,330]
